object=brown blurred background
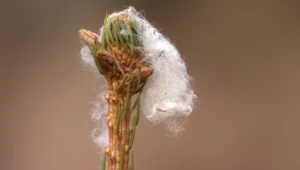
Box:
[1,0,300,170]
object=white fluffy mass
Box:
[130,7,196,135]
[80,7,196,149]
[80,44,109,150]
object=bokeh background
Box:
[1,0,300,170]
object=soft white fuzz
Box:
[80,7,196,149]
[90,86,109,150]
[80,44,109,150]
[129,7,196,135]
[80,45,96,70]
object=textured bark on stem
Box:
[105,79,132,170]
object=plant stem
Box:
[106,78,132,170]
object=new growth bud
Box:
[79,29,99,47]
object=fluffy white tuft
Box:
[80,45,96,69]
[90,85,109,150]
[80,43,109,150]
[129,7,196,135]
